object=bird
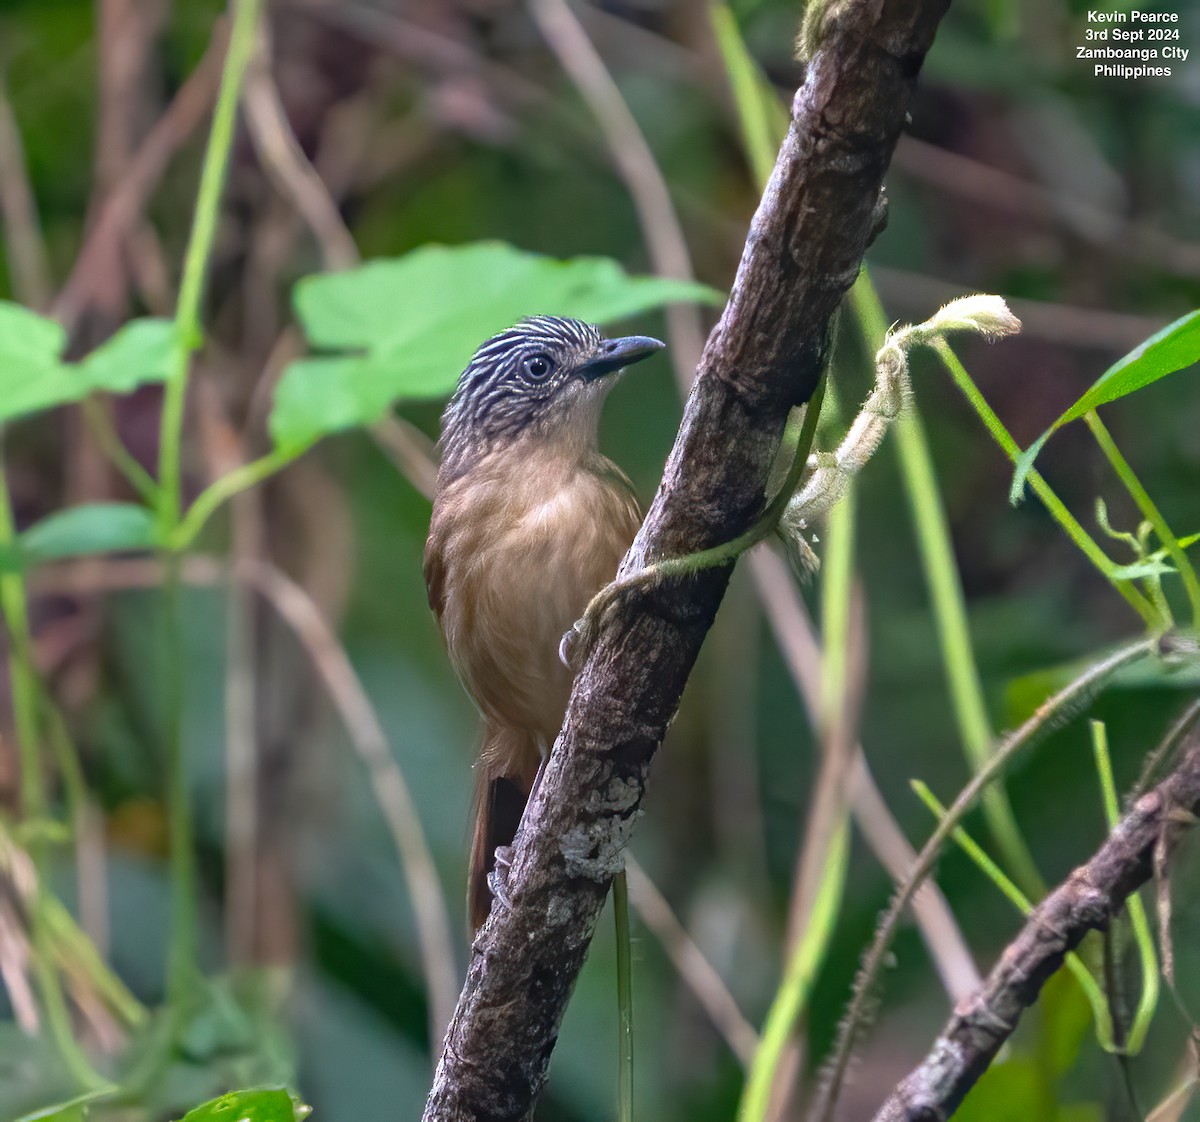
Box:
[423,315,664,930]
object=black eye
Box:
[523,354,553,381]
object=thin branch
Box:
[891,135,1200,280]
[870,729,1200,1122]
[0,82,53,309]
[0,897,39,1033]
[625,856,760,1066]
[53,25,225,334]
[370,417,438,502]
[424,1,952,1115]
[531,0,707,380]
[193,382,264,965]
[811,634,1162,1122]
[239,558,459,1049]
[242,16,360,271]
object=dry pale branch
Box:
[870,729,1200,1122]
[423,1,952,1117]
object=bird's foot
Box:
[487,845,515,912]
[558,623,583,670]
[559,568,661,670]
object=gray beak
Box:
[578,335,665,381]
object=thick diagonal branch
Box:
[423,2,952,1118]
[871,730,1200,1122]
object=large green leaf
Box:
[269,243,723,449]
[0,302,178,424]
[15,503,158,569]
[0,301,67,364]
[77,317,177,394]
[0,300,81,422]
[1011,309,1200,502]
[176,1088,309,1122]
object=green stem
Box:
[162,556,199,1011]
[1085,410,1200,630]
[171,443,307,551]
[931,339,1160,629]
[157,0,261,532]
[81,398,159,506]
[708,2,788,190]
[739,821,850,1122]
[0,468,111,1090]
[43,893,148,1029]
[151,0,260,1015]
[739,476,856,1122]
[0,468,45,828]
[1090,721,1159,1054]
[851,275,1044,897]
[818,483,854,734]
[39,689,89,842]
[614,868,634,1122]
[648,374,828,580]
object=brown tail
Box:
[468,726,540,931]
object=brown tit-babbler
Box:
[423,315,663,930]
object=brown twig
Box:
[870,729,1200,1122]
[423,1,951,1116]
[53,25,225,334]
[625,855,760,1065]
[242,17,360,272]
[0,82,53,310]
[892,135,1200,279]
[531,0,707,384]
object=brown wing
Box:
[423,513,447,620]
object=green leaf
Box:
[19,503,158,566]
[270,242,723,449]
[77,317,177,394]
[176,1088,310,1122]
[0,300,66,363]
[0,304,177,424]
[0,301,81,424]
[1011,310,1200,502]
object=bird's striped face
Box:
[438,316,663,475]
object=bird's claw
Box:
[487,845,515,913]
[558,622,583,670]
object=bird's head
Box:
[438,316,664,476]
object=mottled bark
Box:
[423,1,953,1117]
[871,730,1200,1122]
